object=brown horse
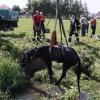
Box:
[20,45,81,93]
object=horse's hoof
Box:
[50,80,55,84]
[50,81,53,84]
[25,76,31,81]
[50,77,56,84]
[55,82,60,86]
[52,77,57,82]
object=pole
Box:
[57,0,69,46]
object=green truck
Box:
[0,9,19,31]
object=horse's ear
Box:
[34,47,38,52]
[20,50,26,59]
[22,48,29,54]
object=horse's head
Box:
[20,47,44,79]
[20,47,38,68]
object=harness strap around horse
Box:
[58,44,65,56]
[49,0,58,54]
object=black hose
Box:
[0,16,1,20]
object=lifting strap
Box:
[50,1,58,49]
[45,16,52,28]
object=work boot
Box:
[68,38,72,42]
[77,38,79,43]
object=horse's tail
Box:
[78,57,81,70]
[77,57,81,94]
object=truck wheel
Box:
[10,27,14,31]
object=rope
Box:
[53,3,58,32]
[45,17,52,28]
[58,15,63,43]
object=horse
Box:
[20,45,81,93]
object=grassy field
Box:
[0,18,100,99]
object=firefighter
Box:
[85,20,89,34]
[68,15,80,43]
[80,15,87,36]
[90,17,97,37]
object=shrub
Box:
[61,87,77,100]
[0,56,25,95]
[0,91,10,100]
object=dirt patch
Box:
[13,81,66,100]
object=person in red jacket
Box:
[32,10,41,40]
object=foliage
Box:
[12,5,21,13]
[0,55,25,95]
[0,18,100,99]
[61,87,77,100]
[0,91,10,100]
[27,0,89,18]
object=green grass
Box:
[0,18,100,99]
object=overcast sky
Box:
[0,0,27,9]
[82,0,99,13]
[0,0,99,13]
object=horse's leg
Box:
[77,72,81,94]
[25,71,34,80]
[47,62,54,83]
[55,63,69,85]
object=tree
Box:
[26,0,89,18]
[27,0,53,16]
[83,2,89,17]
[12,5,21,13]
[71,0,81,16]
